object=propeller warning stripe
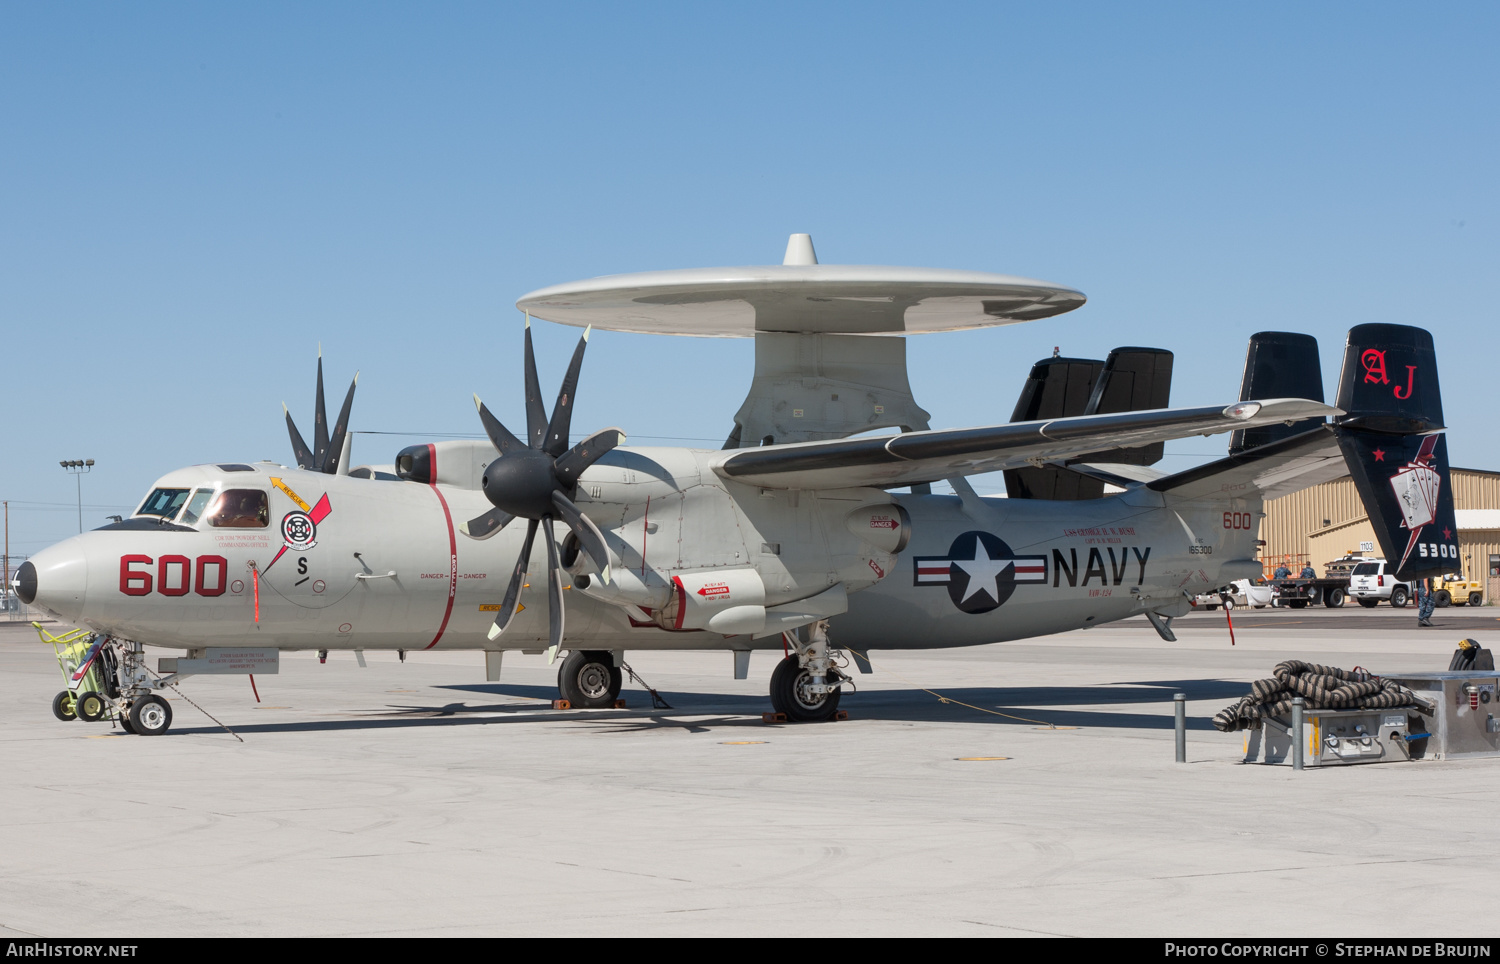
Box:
[423,443,459,650]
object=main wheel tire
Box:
[51,691,77,722]
[768,655,842,723]
[1390,586,1409,608]
[1358,598,1379,608]
[1470,593,1483,607]
[1435,590,1452,608]
[75,690,108,723]
[557,650,622,709]
[1324,588,1345,608]
[127,695,172,735]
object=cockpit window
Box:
[179,488,216,526]
[207,489,269,528]
[138,488,192,521]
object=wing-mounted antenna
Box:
[284,349,359,474]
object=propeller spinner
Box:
[464,321,624,656]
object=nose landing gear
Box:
[128,695,173,735]
[37,625,181,735]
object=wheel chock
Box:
[551,699,572,710]
[613,699,627,709]
[762,712,787,723]
[834,710,849,721]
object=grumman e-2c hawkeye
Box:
[15,235,1460,734]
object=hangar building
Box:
[1259,467,1500,603]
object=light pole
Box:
[60,460,94,534]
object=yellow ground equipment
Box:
[1436,573,1484,607]
[35,622,113,724]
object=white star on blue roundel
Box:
[913,531,1048,614]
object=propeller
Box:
[465,319,624,659]
[284,348,359,474]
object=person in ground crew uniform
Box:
[1274,563,1291,580]
[1417,577,1436,627]
[1300,562,1316,580]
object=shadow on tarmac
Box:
[163,678,1249,737]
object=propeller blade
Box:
[487,519,538,640]
[550,491,611,584]
[543,326,591,458]
[542,515,566,662]
[553,428,626,488]
[459,506,514,540]
[283,403,315,470]
[523,316,548,451]
[324,372,359,475]
[313,351,331,470]
[474,395,527,456]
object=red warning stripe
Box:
[424,443,458,650]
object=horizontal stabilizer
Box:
[1149,425,1348,501]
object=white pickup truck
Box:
[1348,560,1414,608]
[1192,579,1274,611]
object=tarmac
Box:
[2,604,1497,938]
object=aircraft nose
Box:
[20,544,88,620]
[13,561,37,604]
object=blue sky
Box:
[3,3,1496,557]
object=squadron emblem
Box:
[264,477,333,573]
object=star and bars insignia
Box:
[913,530,1047,614]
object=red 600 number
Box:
[1223,512,1255,530]
[119,554,229,597]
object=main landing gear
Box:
[557,650,623,709]
[769,620,849,723]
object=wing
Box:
[712,398,1340,490]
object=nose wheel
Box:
[127,695,173,735]
[557,650,623,709]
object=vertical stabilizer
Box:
[1230,332,1325,454]
[1333,324,1457,580]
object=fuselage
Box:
[18,447,1261,653]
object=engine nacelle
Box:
[660,568,768,635]
[845,503,912,555]
[566,448,915,636]
[573,566,672,610]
